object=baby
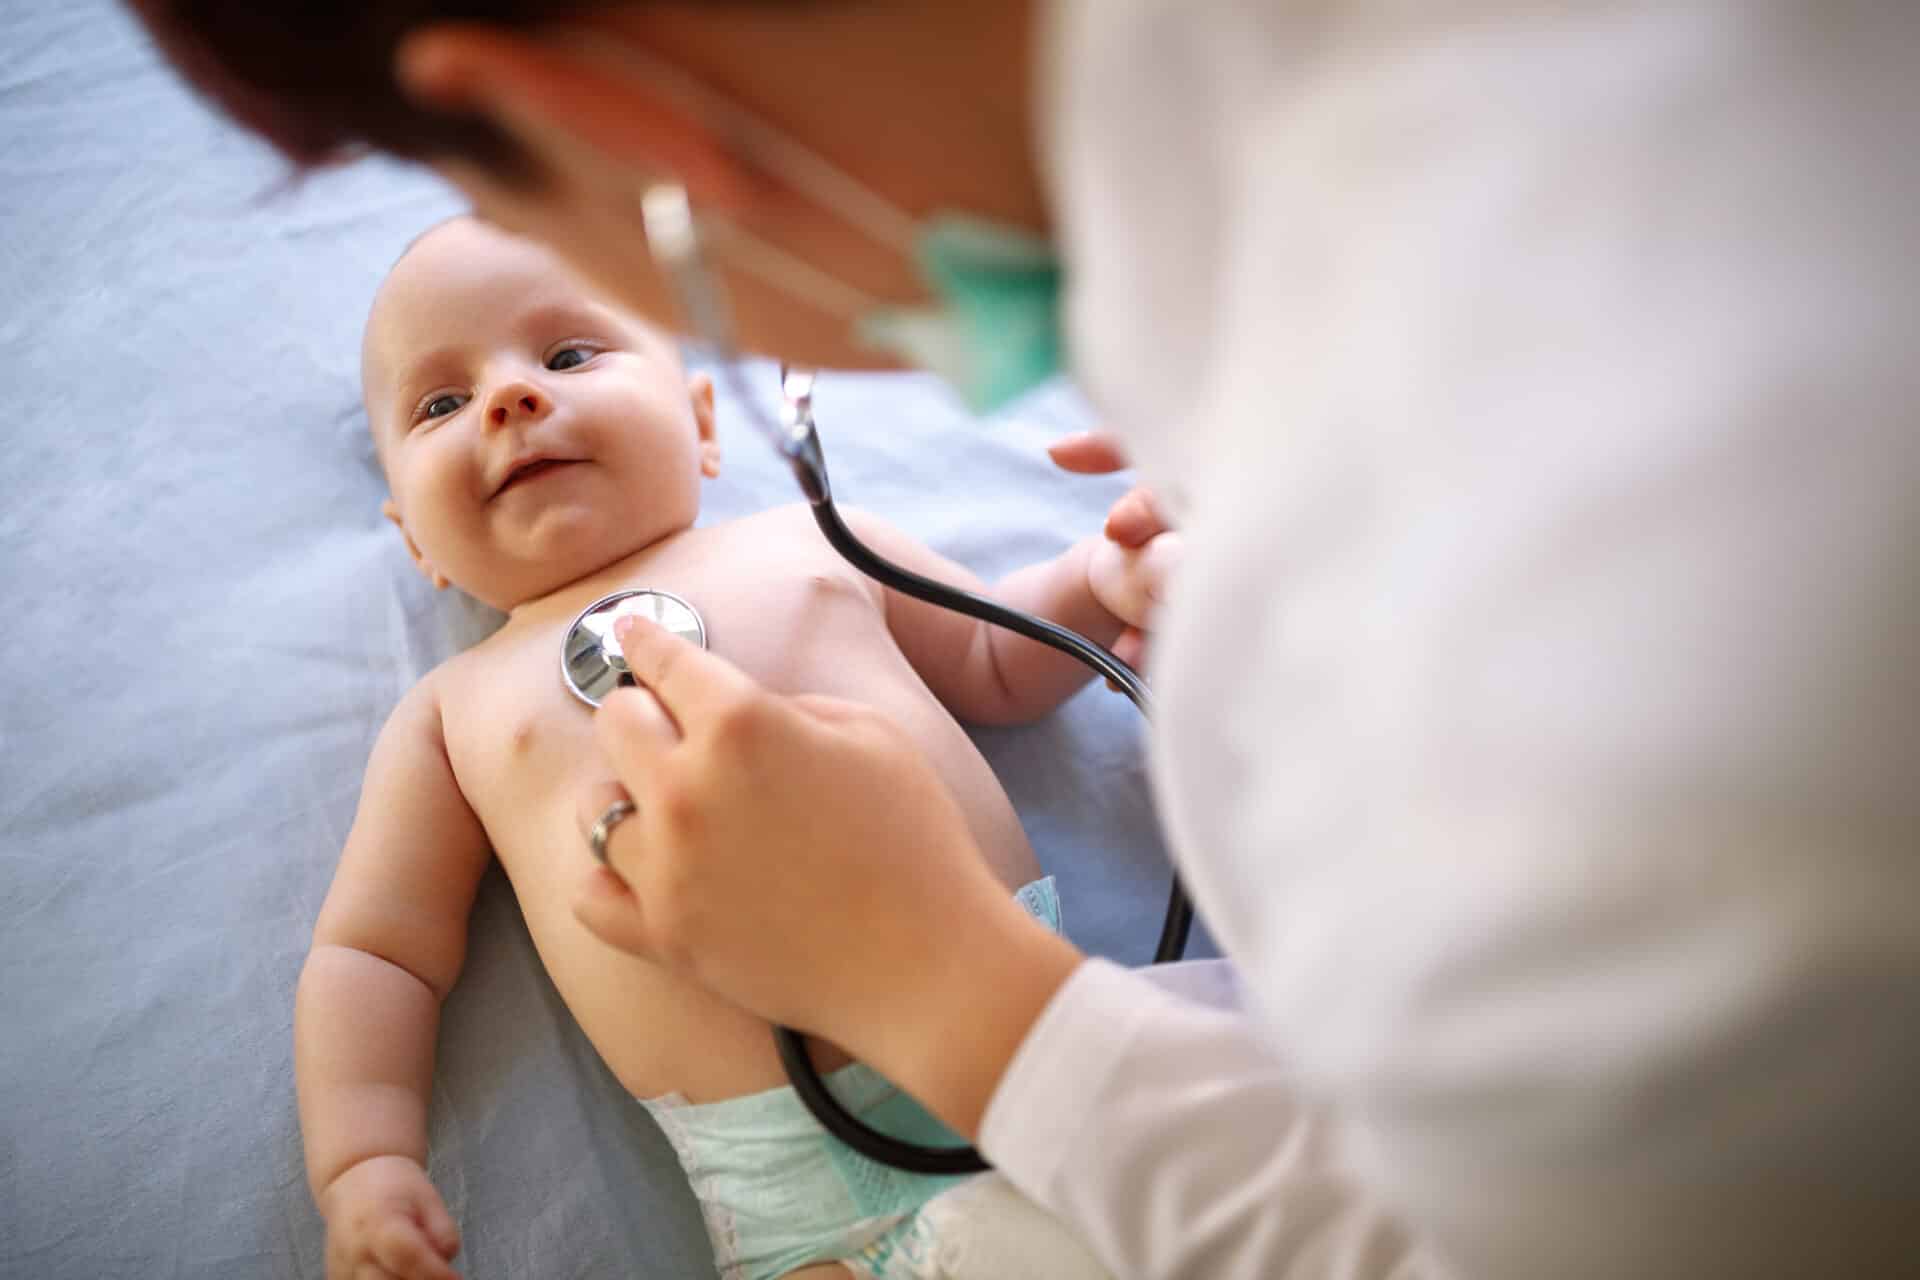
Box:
[301,216,1162,1280]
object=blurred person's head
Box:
[129,1,1049,372]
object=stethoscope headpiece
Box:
[560,589,707,708]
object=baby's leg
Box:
[781,1265,852,1280]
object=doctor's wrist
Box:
[870,904,1086,1142]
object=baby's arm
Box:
[841,508,1130,726]
[296,677,492,1279]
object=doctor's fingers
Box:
[575,778,636,848]
[1046,431,1130,474]
[611,615,763,733]
[1044,432,1171,544]
[595,681,681,781]
[571,777,658,956]
[573,857,658,959]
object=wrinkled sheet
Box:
[0,2,1208,1275]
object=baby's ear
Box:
[689,372,722,479]
[382,499,450,590]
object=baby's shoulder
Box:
[709,500,816,538]
[357,672,454,784]
[699,501,841,562]
[379,666,452,735]
[423,634,516,706]
[392,648,510,769]
[701,502,897,598]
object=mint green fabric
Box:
[858,217,1064,414]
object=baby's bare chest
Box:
[437,543,914,848]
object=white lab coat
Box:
[979,2,1920,1275]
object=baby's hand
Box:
[321,1155,461,1280]
[1087,525,1181,636]
[1051,432,1181,670]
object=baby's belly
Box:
[511,865,807,1102]
[489,688,1041,1103]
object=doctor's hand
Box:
[1050,432,1180,669]
[571,617,1083,1133]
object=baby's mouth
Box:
[494,457,580,497]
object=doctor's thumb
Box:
[1046,431,1130,474]
[572,865,657,961]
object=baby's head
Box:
[362,215,720,612]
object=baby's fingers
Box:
[1089,532,1182,630]
[420,1195,461,1259]
[1138,529,1182,599]
[371,1216,459,1280]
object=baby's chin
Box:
[460,507,699,610]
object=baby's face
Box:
[363,217,719,611]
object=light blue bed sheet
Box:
[0,2,1210,1276]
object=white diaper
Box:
[840,1173,1111,1280]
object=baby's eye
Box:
[421,392,467,421]
[546,346,595,372]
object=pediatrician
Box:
[135,1,1920,1275]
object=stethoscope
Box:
[559,183,1191,1175]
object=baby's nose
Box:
[487,388,545,427]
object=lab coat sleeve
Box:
[980,959,1430,1280]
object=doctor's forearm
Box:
[981,962,1426,1280]
[857,900,1086,1142]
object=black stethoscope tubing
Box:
[773,427,1190,1175]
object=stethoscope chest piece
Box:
[561,589,707,708]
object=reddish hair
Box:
[124,0,603,180]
